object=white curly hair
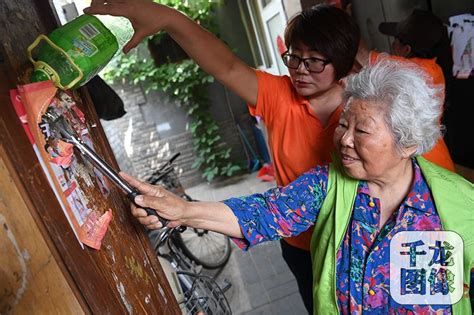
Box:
[344,59,443,155]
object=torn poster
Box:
[10,80,112,250]
[449,13,474,79]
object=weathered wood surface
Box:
[0,148,86,315]
[0,1,179,313]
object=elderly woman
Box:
[121,60,473,314]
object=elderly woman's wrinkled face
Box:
[334,99,406,181]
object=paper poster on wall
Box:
[10,81,112,250]
[449,13,474,79]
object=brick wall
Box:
[100,81,260,188]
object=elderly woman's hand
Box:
[119,172,187,230]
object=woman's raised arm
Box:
[84,0,258,105]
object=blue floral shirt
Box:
[224,160,452,314]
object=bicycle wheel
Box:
[173,228,231,269]
[178,271,232,315]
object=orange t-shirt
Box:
[370,52,455,172]
[249,70,342,250]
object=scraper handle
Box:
[128,189,169,226]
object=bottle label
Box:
[71,35,98,57]
[79,23,100,39]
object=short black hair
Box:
[284,4,360,80]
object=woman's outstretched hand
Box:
[119,172,187,230]
[84,0,173,53]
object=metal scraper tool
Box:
[44,111,169,227]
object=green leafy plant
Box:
[150,0,220,42]
[103,0,241,182]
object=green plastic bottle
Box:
[28,14,132,89]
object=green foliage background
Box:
[103,0,241,181]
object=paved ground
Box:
[186,173,308,315]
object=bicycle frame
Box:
[151,228,232,314]
[146,151,232,313]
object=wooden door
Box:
[0,1,179,313]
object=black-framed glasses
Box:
[281,51,331,73]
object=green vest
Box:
[310,156,474,314]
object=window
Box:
[240,0,288,75]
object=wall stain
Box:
[112,272,134,314]
[158,284,167,304]
[106,245,116,265]
[124,255,150,285]
[0,214,29,310]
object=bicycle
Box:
[149,227,232,314]
[145,152,233,314]
[145,152,232,269]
